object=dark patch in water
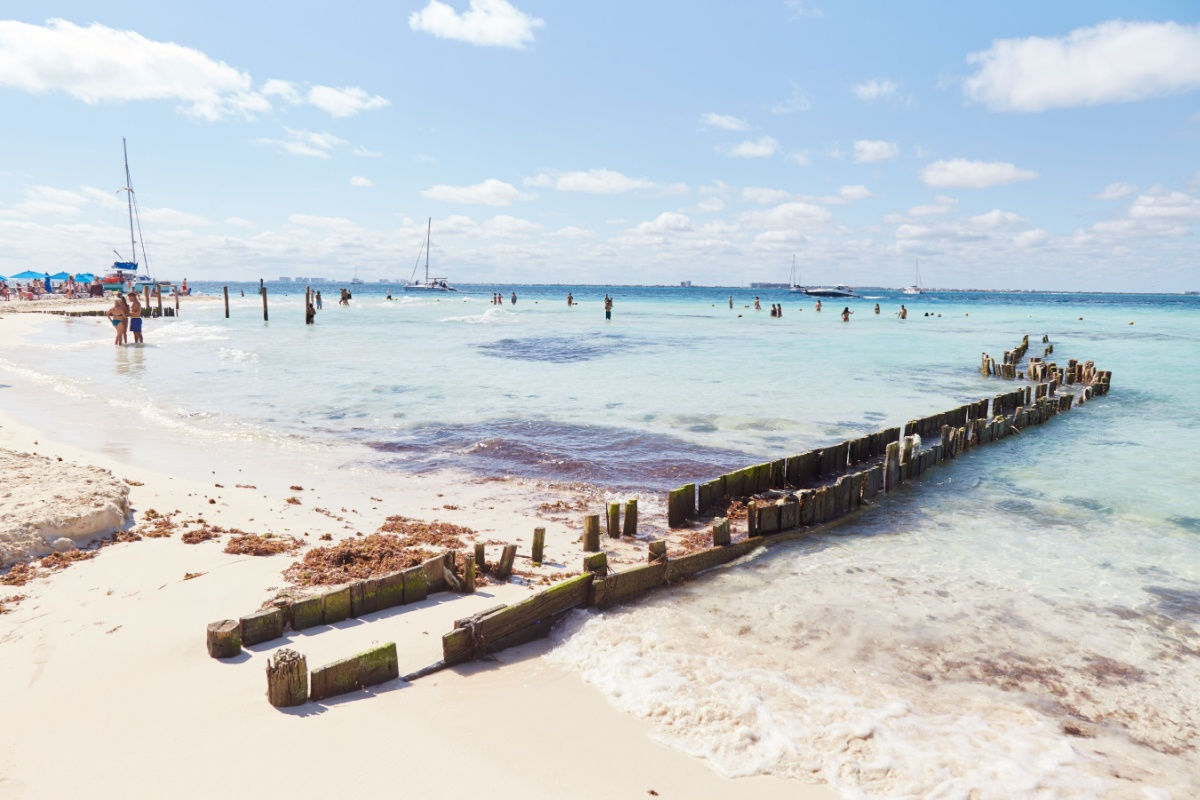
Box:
[1168,516,1200,534]
[862,411,887,421]
[994,498,1038,515]
[365,419,755,492]
[1145,585,1200,620]
[477,334,642,363]
[1061,495,1111,514]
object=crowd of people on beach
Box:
[0,273,112,301]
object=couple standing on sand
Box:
[105,290,146,346]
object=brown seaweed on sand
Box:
[282,533,438,587]
[374,515,474,550]
[0,594,27,614]
[224,533,303,557]
[40,550,98,570]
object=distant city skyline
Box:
[1,2,1198,291]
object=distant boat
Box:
[803,285,858,298]
[902,257,922,295]
[350,266,364,285]
[103,138,173,292]
[788,255,804,293]
[404,218,457,292]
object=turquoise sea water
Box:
[2,284,1199,796]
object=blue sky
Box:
[1,1,1198,290]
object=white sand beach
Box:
[0,309,838,800]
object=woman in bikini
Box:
[106,295,129,346]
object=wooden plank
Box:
[323,587,351,623]
[665,540,758,583]
[290,595,324,630]
[402,566,427,604]
[474,573,594,647]
[594,562,668,609]
[358,643,399,687]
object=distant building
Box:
[749,282,789,289]
[680,280,693,287]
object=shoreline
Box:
[0,310,838,799]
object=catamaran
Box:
[902,257,922,295]
[404,218,457,292]
[103,139,171,292]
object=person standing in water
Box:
[841,306,853,322]
[127,290,144,344]
[510,291,517,305]
[874,303,880,315]
[106,294,129,346]
[567,292,574,306]
[604,294,613,320]
[729,295,733,309]
[815,299,822,312]
[898,304,908,319]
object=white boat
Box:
[103,139,172,292]
[404,218,457,292]
[350,266,364,285]
[786,255,856,296]
[788,255,805,293]
[901,257,922,295]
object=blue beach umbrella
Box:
[10,269,42,280]
[49,271,71,281]
[74,273,95,282]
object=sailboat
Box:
[350,266,364,285]
[403,218,457,292]
[902,257,922,295]
[788,255,804,293]
[102,138,168,292]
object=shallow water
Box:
[2,283,1199,796]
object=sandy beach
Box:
[0,308,838,800]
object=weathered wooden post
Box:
[747,500,758,537]
[223,285,230,318]
[143,285,150,316]
[623,498,638,537]
[885,441,901,490]
[473,542,486,572]
[606,502,621,538]
[206,619,241,658]
[583,514,601,552]
[531,527,545,564]
[648,540,667,563]
[462,552,476,593]
[174,287,180,315]
[496,544,516,580]
[712,517,731,546]
[155,287,163,318]
[266,648,308,707]
[261,285,269,321]
[583,551,608,577]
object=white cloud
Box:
[552,226,595,239]
[695,197,725,213]
[725,136,779,158]
[288,214,358,230]
[852,79,898,101]
[786,2,823,20]
[1014,229,1049,248]
[0,19,390,122]
[0,18,268,121]
[353,146,384,158]
[422,178,533,206]
[969,209,1025,228]
[224,217,254,227]
[787,151,811,167]
[255,128,347,158]
[261,79,303,105]
[771,81,811,114]
[1128,187,1200,220]
[921,158,1037,189]
[307,85,390,117]
[853,139,899,163]
[634,212,693,236]
[701,112,750,131]
[740,201,831,229]
[838,184,872,202]
[1,185,88,217]
[350,176,373,188]
[964,20,1200,112]
[742,187,792,205]
[907,197,957,217]
[409,0,544,49]
[526,169,655,194]
[1095,181,1136,200]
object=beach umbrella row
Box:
[1,270,96,282]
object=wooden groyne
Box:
[206,333,1113,705]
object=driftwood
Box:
[266,648,307,707]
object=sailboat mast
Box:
[424,217,431,283]
[123,138,136,267]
